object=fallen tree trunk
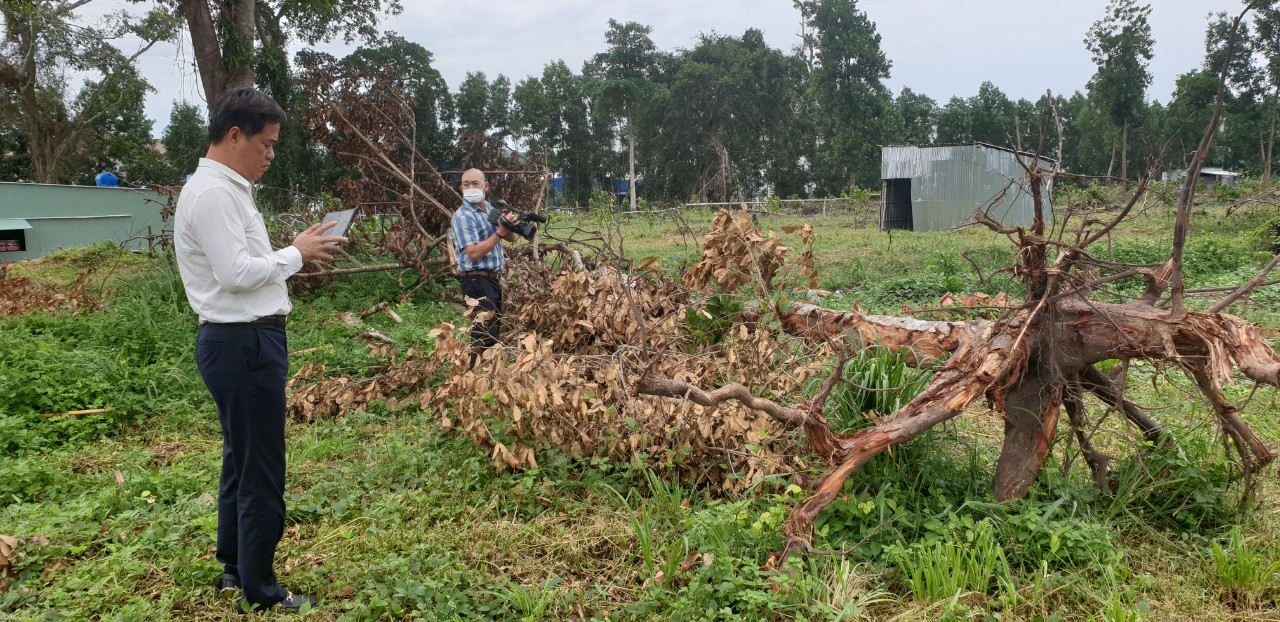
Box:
[640,295,1280,567]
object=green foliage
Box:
[456,70,513,136]
[820,347,937,433]
[888,518,1015,604]
[795,0,892,192]
[1090,594,1149,622]
[684,294,742,348]
[1085,0,1154,128]
[842,185,872,203]
[0,260,198,469]
[588,189,618,213]
[1104,235,1254,287]
[1252,215,1280,252]
[1211,526,1280,607]
[161,101,208,182]
[1106,434,1238,530]
[981,498,1122,568]
[642,29,807,202]
[0,1,176,184]
[513,60,610,206]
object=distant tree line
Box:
[2,0,1277,208]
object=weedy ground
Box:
[2,190,1280,621]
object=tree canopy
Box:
[6,0,1280,200]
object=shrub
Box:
[1211,526,1280,609]
[821,347,937,433]
[887,518,1014,604]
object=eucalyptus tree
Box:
[640,29,804,202]
[1084,0,1154,190]
[513,60,611,205]
[455,71,512,137]
[1253,5,1280,182]
[794,0,893,193]
[585,19,665,210]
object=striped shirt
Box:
[450,200,504,273]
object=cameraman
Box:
[450,168,518,368]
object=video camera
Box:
[487,199,546,242]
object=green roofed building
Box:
[0,182,171,261]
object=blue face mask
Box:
[463,188,485,203]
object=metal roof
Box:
[1201,167,1241,177]
[0,218,33,230]
[880,141,1059,163]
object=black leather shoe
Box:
[240,592,318,614]
[278,592,318,611]
[217,574,241,591]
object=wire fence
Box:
[676,197,881,228]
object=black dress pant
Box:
[459,274,502,365]
[195,323,289,608]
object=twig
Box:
[294,263,410,278]
[39,408,111,419]
[358,331,396,345]
[1208,252,1280,313]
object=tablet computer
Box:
[320,208,356,237]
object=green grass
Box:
[3,198,1280,620]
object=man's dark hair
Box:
[207,88,287,145]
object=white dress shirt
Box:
[175,158,303,324]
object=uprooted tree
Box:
[286,63,548,295]
[292,5,1280,569]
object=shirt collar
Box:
[197,158,253,190]
[464,200,489,212]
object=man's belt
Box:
[458,270,501,279]
[203,315,287,328]
[248,315,288,327]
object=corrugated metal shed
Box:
[0,182,171,261]
[880,143,1055,232]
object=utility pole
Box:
[628,129,637,212]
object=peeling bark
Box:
[994,366,1062,500]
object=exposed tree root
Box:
[637,296,1280,567]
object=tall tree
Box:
[456,71,492,135]
[969,81,1017,146]
[1253,6,1280,183]
[487,74,512,138]
[335,34,455,163]
[1200,12,1265,175]
[890,87,937,145]
[0,0,174,183]
[173,0,401,112]
[795,0,893,193]
[513,60,611,205]
[1084,0,1154,192]
[1061,91,1118,176]
[162,101,209,181]
[586,19,664,210]
[934,96,973,144]
[642,29,804,202]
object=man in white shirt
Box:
[174,87,344,614]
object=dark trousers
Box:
[459,274,502,366]
[195,323,289,608]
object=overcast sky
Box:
[86,0,1248,133]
